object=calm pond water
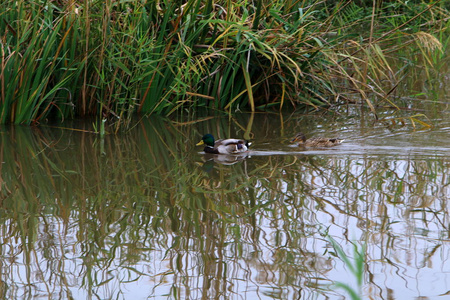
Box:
[1,105,449,299]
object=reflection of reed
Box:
[0,113,449,299]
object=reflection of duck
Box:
[202,153,248,165]
[291,132,344,147]
[196,134,250,154]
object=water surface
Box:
[1,107,449,299]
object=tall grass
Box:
[0,0,448,128]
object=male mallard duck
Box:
[291,132,344,148]
[196,134,250,154]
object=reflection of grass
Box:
[1,113,450,298]
[327,235,365,300]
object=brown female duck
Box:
[291,132,344,148]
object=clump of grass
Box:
[327,235,365,300]
[1,4,78,124]
[1,0,448,128]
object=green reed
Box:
[1,0,448,127]
[328,235,365,300]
